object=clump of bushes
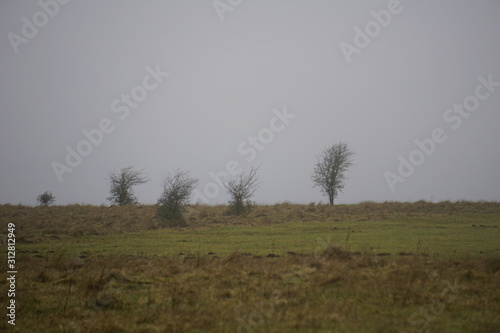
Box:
[157,170,198,227]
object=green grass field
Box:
[18,211,500,259]
[1,201,499,332]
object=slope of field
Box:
[1,201,499,332]
[2,201,500,257]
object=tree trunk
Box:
[329,196,334,206]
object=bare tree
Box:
[224,167,260,215]
[37,191,55,206]
[312,142,355,206]
[157,169,198,227]
[107,166,149,206]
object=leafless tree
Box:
[312,142,355,205]
[107,166,149,206]
[224,167,260,215]
[157,169,198,227]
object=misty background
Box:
[1,0,499,206]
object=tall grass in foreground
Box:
[3,248,499,332]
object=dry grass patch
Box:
[1,248,498,332]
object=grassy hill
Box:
[3,200,500,257]
[1,201,499,332]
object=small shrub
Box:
[37,191,55,206]
[224,168,259,215]
[157,170,198,227]
[107,166,149,206]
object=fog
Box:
[1,0,499,206]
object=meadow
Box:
[0,201,499,332]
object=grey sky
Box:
[1,0,499,206]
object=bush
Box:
[157,170,198,227]
[224,168,259,215]
[37,191,55,206]
[107,167,149,206]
